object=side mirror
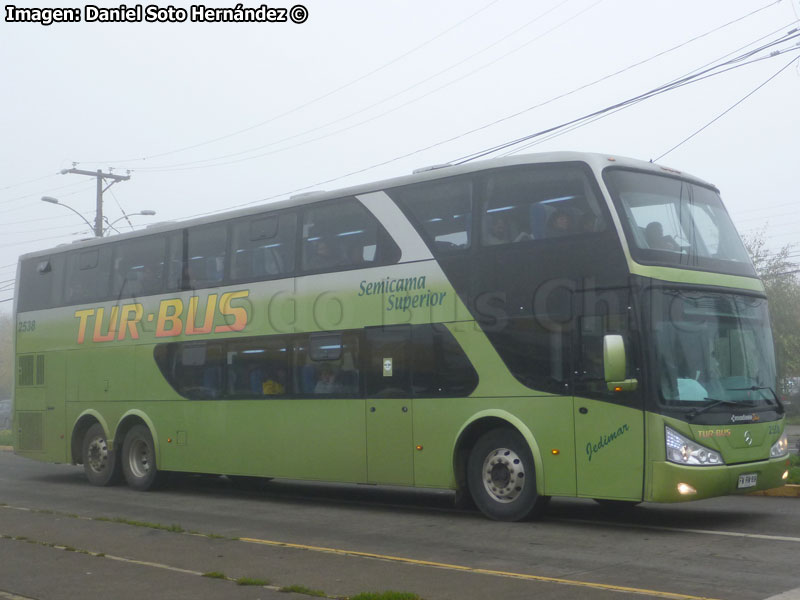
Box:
[603,334,638,392]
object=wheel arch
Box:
[452,410,544,499]
[70,410,111,465]
[115,410,161,468]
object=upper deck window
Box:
[603,169,755,277]
[231,212,296,282]
[301,198,399,272]
[481,164,606,245]
[390,178,473,253]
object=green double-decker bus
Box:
[12,152,790,520]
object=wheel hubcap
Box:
[128,438,152,479]
[87,437,108,473]
[482,447,525,503]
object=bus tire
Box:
[82,423,121,486]
[121,424,164,491]
[467,428,549,521]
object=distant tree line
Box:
[742,230,800,405]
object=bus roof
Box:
[19,151,714,262]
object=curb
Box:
[0,446,12,452]
[749,485,800,498]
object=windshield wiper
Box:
[686,397,753,420]
[726,385,785,414]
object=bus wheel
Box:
[122,425,164,491]
[82,423,121,486]
[467,428,549,521]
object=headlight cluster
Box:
[665,426,724,466]
[770,432,789,458]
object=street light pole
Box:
[42,197,155,237]
[103,210,157,235]
[60,168,131,237]
[41,196,95,236]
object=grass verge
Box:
[349,593,421,600]
[279,584,327,597]
[236,577,271,586]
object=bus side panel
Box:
[412,396,577,497]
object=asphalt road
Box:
[1,450,799,600]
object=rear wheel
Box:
[121,424,164,491]
[82,423,121,486]
[467,428,549,521]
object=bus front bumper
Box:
[649,456,789,503]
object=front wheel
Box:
[82,423,121,486]
[467,428,549,521]
[121,424,164,491]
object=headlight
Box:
[665,426,724,466]
[770,432,789,458]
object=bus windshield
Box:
[604,169,755,277]
[650,289,777,410]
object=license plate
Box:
[738,473,758,489]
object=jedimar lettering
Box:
[73,290,249,344]
[586,424,630,462]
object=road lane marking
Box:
[555,518,800,544]
[763,586,800,600]
[239,536,719,600]
[0,591,36,600]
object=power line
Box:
[447,29,800,164]
[115,0,597,174]
[0,179,94,207]
[87,0,780,176]
[654,56,799,161]
[79,0,506,166]
[0,172,59,193]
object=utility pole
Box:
[60,168,131,237]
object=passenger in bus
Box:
[314,365,341,394]
[307,238,344,270]
[546,209,575,237]
[261,367,287,395]
[485,214,531,245]
[644,222,680,251]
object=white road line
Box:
[763,587,800,600]
[557,518,800,543]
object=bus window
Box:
[18,255,63,311]
[187,224,227,289]
[231,212,297,282]
[574,289,638,403]
[226,338,291,397]
[390,178,472,252]
[301,198,397,272]
[162,341,226,400]
[484,316,571,395]
[64,247,112,305]
[411,324,478,397]
[111,235,168,299]
[295,331,361,396]
[481,165,605,245]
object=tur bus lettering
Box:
[73,290,249,343]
